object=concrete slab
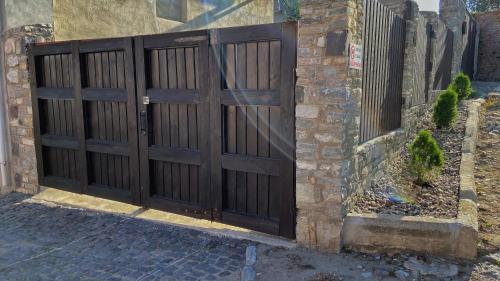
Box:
[31,187,140,215]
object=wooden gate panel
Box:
[215,23,296,238]
[135,31,211,218]
[30,45,81,191]
[77,39,140,203]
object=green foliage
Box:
[466,0,500,12]
[408,130,444,185]
[450,72,472,100]
[433,89,458,128]
[279,0,300,21]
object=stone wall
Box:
[1,25,54,194]
[54,0,274,40]
[294,0,363,252]
[439,0,478,78]
[475,10,500,81]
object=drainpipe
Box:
[0,0,11,189]
[0,47,11,189]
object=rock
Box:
[7,56,19,67]
[395,270,410,279]
[7,69,19,83]
[246,245,257,266]
[241,265,256,281]
[373,268,390,277]
[361,272,372,278]
[404,257,458,278]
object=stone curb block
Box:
[342,99,484,260]
[241,245,257,281]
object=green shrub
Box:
[433,89,458,128]
[450,72,472,100]
[279,0,300,21]
[408,130,444,185]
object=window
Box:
[156,0,187,22]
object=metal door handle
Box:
[140,111,147,136]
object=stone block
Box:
[7,69,19,83]
[296,105,319,118]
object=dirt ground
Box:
[470,95,500,281]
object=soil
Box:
[350,103,468,219]
[470,96,500,281]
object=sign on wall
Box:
[349,43,363,70]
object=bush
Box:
[279,0,300,21]
[450,72,472,100]
[433,89,458,128]
[408,130,444,185]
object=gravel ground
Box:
[350,102,468,219]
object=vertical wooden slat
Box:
[236,43,246,89]
[161,104,172,198]
[225,44,236,90]
[258,42,270,90]
[159,49,168,89]
[226,106,237,211]
[151,49,160,88]
[185,48,196,90]
[170,104,180,200]
[246,43,257,90]
[167,49,177,88]
[72,41,88,192]
[257,107,270,217]
[246,106,258,215]
[269,41,281,89]
[188,104,198,203]
[236,106,247,213]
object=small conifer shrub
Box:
[450,72,472,100]
[433,89,458,128]
[408,130,444,185]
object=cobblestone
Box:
[0,193,246,281]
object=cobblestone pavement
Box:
[0,193,246,281]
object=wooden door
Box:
[211,23,296,239]
[134,31,212,218]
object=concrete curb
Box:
[342,99,484,260]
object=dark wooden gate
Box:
[29,23,296,239]
[29,38,141,204]
[134,30,212,218]
[359,0,406,143]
